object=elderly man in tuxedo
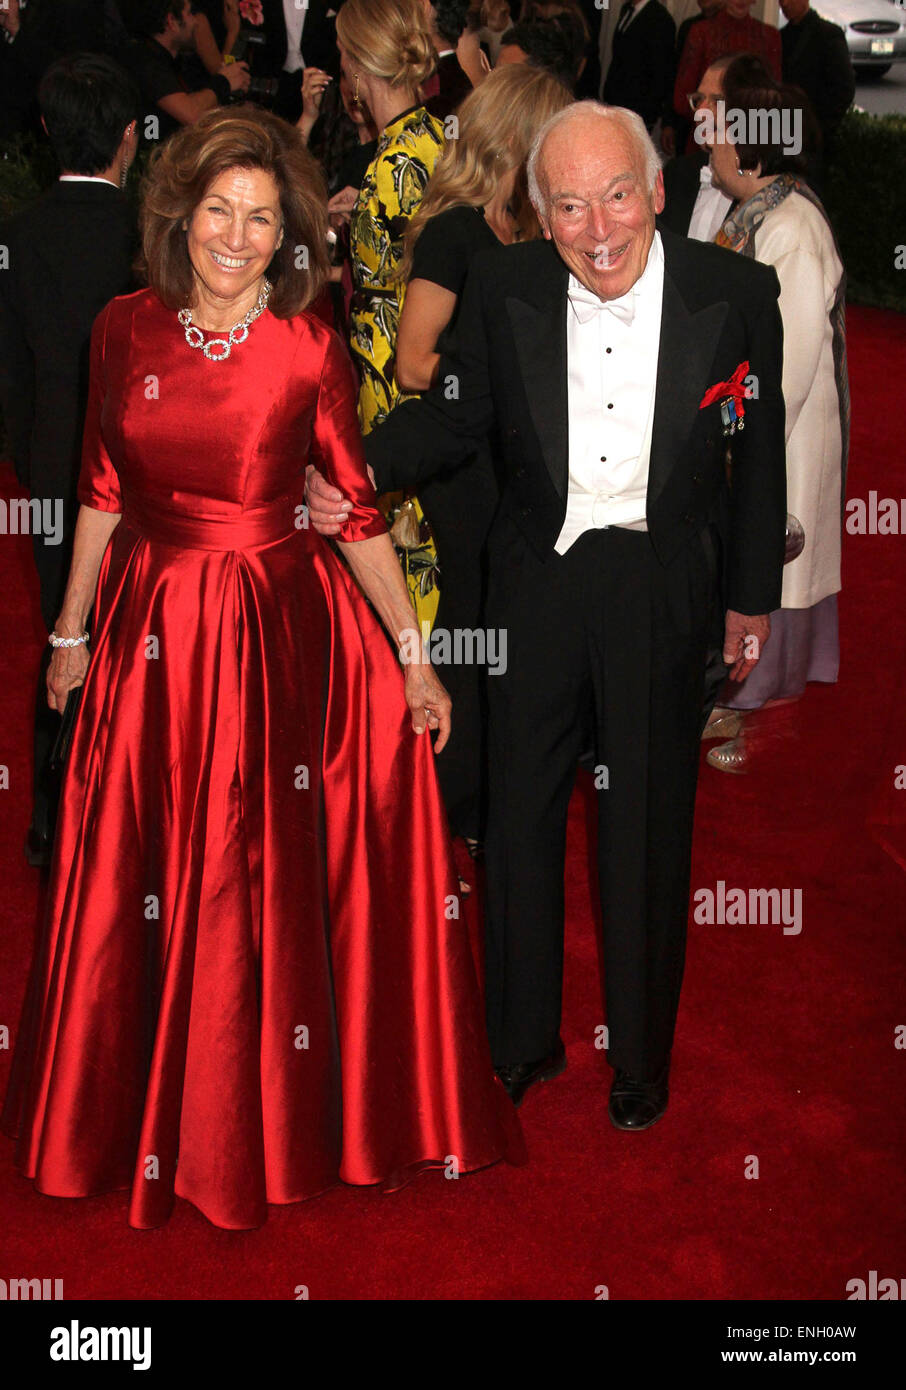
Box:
[306,102,786,1129]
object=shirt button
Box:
[600,456,606,462]
[607,403,613,409]
[605,347,612,354]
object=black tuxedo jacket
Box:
[603,0,676,130]
[0,179,135,499]
[259,0,340,77]
[658,153,707,237]
[365,228,787,618]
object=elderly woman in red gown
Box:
[1,106,521,1230]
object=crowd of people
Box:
[0,0,849,1228]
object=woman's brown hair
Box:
[138,105,329,318]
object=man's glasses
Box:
[688,92,721,112]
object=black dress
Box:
[409,205,501,842]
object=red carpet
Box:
[1,304,904,1300]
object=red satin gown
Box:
[2,287,524,1229]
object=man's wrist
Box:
[209,72,232,105]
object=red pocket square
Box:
[700,360,750,417]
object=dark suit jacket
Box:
[424,52,473,122]
[0,180,135,502]
[603,0,676,130]
[365,229,787,618]
[782,9,854,153]
[0,0,109,136]
[259,0,341,77]
[658,153,708,237]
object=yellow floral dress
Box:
[349,105,446,629]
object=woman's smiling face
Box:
[186,165,284,306]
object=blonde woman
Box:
[335,0,445,626]
[393,65,573,855]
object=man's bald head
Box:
[526,102,665,303]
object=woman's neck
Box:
[483,170,518,244]
[368,83,419,137]
[735,172,779,202]
[190,276,265,332]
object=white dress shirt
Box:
[283,0,309,74]
[687,163,733,244]
[59,175,119,188]
[555,231,665,556]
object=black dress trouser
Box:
[30,515,73,840]
[483,520,716,1080]
[419,449,499,841]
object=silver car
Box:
[811,0,906,75]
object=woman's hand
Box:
[299,68,331,127]
[404,660,452,753]
[327,185,359,231]
[47,643,90,713]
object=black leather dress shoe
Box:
[608,1064,670,1131]
[495,1039,566,1107]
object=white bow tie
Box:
[699,163,714,188]
[567,279,636,326]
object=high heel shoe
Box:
[706,734,749,773]
[701,709,743,742]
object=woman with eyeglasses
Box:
[700,57,847,772]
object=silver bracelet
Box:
[49,631,89,649]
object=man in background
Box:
[603,0,676,132]
[259,0,343,123]
[0,0,110,136]
[0,53,139,864]
[780,0,853,178]
[121,0,249,141]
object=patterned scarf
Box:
[715,175,850,507]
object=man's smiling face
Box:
[537,114,664,302]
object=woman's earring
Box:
[353,73,360,106]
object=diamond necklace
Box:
[178,278,272,361]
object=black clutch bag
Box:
[49,686,83,775]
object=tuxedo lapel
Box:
[648,261,728,507]
[505,252,570,499]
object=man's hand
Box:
[723,609,770,682]
[305,463,377,535]
[0,0,21,38]
[220,60,250,93]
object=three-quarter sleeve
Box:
[311,330,388,542]
[77,301,123,513]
